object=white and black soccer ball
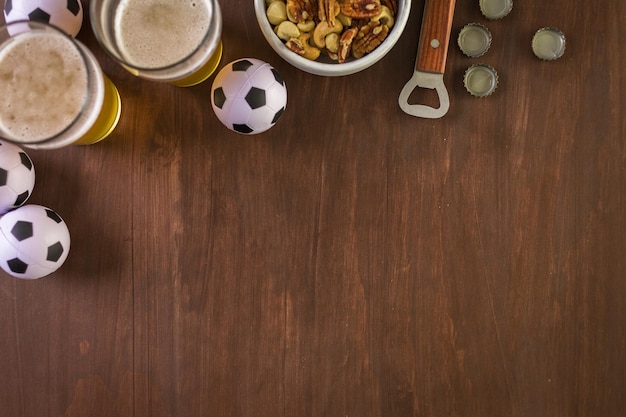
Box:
[0,140,35,215]
[0,204,70,279]
[211,58,287,135]
[3,0,83,37]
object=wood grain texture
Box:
[415,0,456,73]
[1,0,625,416]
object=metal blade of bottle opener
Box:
[399,0,456,118]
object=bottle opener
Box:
[399,0,456,118]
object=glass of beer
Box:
[0,21,122,149]
[90,0,223,87]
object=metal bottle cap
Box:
[464,64,499,97]
[458,23,492,57]
[532,27,566,60]
[479,0,513,20]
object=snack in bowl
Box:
[255,0,410,76]
[265,0,396,63]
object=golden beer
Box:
[0,22,121,149]
[90,0,222,86]
[73,75,122,145]
[170,41,223,87]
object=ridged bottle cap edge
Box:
[457,23,493,58]
[479,0,513,20]
[463,64,499,97]
[532,27,566,60]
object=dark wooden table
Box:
[1,1,624,416]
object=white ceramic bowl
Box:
[254,0,411,76]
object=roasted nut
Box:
[285,33,321,60]
[285,38,305,55]
[266,1,288,25]
[286,0,314,23]
[297,20,316,32]
[276,20,300,41]
[380,0,397,14]
[266,0,395,63]
[312,19,343,48]
[337,26,358,63]
[340,0,381,19]
[371,5,394,28]
[352,20,388,58]
[336,12,353,27]
[325,32,340,53]
[318,0,340,26]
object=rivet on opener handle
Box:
[399,0,456,119]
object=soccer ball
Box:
[3,0,83,37]
[0,204,70,279]
[211,58,287,135]
[0,140,35,215]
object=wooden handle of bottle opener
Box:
[414,0,456,74]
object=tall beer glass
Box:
[90,0,223,87]
[0,21,122,149]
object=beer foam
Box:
[0,32,88,143]
[114,0,212,69]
